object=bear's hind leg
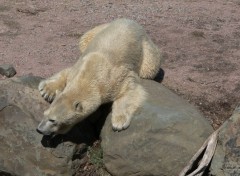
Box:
[111,81,146,131]
[139,36,161,79]
[38,68,70,102]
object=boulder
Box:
[0,77,98,176]
[11,75,44,89]
[101,80,213,176]
[0,64,16,78]
[210,105,240,176]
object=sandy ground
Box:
[0,0,240,174]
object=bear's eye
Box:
[73,101,83,112]
[49,119,55,123]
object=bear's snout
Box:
[37,119,55,136]
[36,128,44,134]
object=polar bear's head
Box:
[37,87,101,135]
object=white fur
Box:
[37,19,161,134]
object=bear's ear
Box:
[73,101,83,112]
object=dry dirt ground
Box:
[1,0,240,175]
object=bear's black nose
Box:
[36,128,43,134]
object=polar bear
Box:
[37,19,161,135]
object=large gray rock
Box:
[101,80,213,176]
[210,105,240,176]
[0,77,98,176]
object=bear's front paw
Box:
[38,80,57,103]
[111,114,131,131]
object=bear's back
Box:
[85,19,145,67]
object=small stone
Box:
[0,64,16,78]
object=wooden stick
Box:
[179,129,219,176]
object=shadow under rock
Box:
[41,103,112,148]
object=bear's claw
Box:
[112,115,131,131]
[38,80,56,103]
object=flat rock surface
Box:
[101,80,213,176]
